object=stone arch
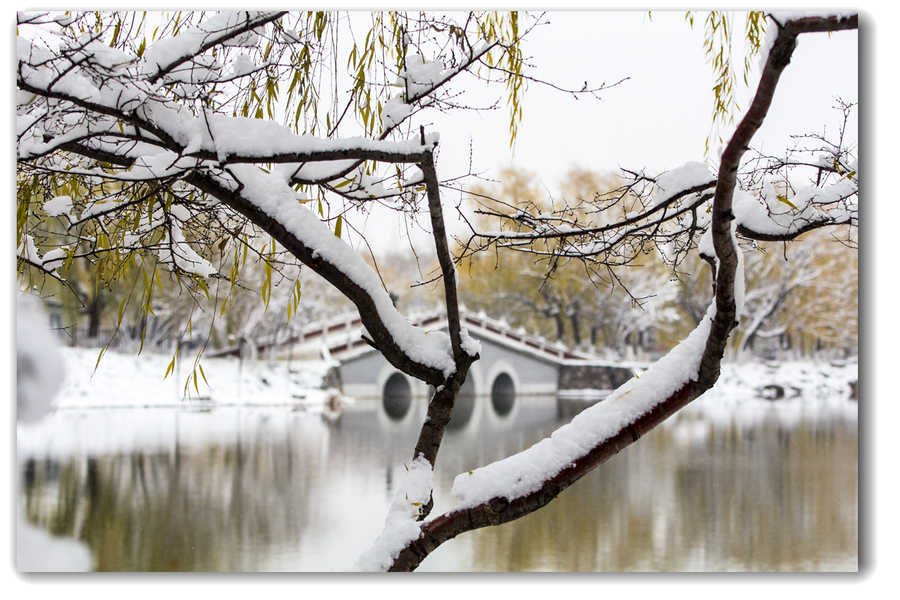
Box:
[484,359,521,425]
[382,372,412,420]
[490,372,516,416]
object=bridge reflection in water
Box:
[18,392,857,571]
[378,364,572,436]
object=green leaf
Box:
[110,19,121,47]
[334,214,343,238]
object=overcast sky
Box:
[464,10,858,182]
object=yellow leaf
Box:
[164,355,176,380]
[776,194,799,211]
[117,297,127,325]
[94,347,107,371]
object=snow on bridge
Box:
[247,308,634,407]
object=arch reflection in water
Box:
[422,374,478,431]
[382,372,412,420]
[447,375,476,430]
[490,373,516,416]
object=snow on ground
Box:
[52,346,340,409]
[18,347,346,463]
[32,347,857,462]
[704,359,857,401]
[677,359,859,432]
[50,347,857,414]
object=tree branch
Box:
[145,12,288,84]
[185,169,449,387]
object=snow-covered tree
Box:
[16,10,857,571]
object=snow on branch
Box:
[469,125,856,268]
[467,163,717,271]
[352,455,434,572]
[737,108,858,242]
[16,11,482,386]
[735,181,856,242]
[451,307,712,510]
[187,164,457,385]
[17,235,68,277]
[141,11,287,84]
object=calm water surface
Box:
[18,393,858,572]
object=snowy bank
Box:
[49,347,856,413]
[677,359,858,431]
[51,347,340,409]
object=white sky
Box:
[473,10,857,181]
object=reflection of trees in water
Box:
[19,404,857,571]
[21,419,325,571]
[462,413,858,572]
[18,399,571,571]
[447,375,476,430]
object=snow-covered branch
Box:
[141,11,287,84]
[184,165,456,386]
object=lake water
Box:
[17,392,858,572]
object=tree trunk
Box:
[87,288,102,338]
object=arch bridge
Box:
[291,309,633,423]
